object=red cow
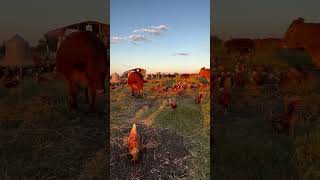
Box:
[56,31,107,111]
[199,67,210,81]
[128,71,145,96]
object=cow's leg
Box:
[88,87,96,112]
[68,80,78,109]
[131,88,135,96]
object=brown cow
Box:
[199,67,210,81]
[56,31,107,111]
[128,71,145,96]
[283,18,320,68]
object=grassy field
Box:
[212,38,320,180]
[0,73,107,179]
[110,80,210,179]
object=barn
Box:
[45,21,110,58]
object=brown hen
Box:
[127,123,140,161]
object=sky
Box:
[0,0,109,46]
[212,0,320,40]
[110,0,210,75]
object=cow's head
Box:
[283,18,306,49]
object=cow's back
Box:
[199,68,210,80]
[56,31,107,77]
[128,71,144,84]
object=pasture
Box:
[110,77,210,179]
[212,38,320,180]
[0,73,107,179]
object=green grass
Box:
[154,98,210,178]
[110,82,210,179]
[213,116,299,180]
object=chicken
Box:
[168,99,177,110]
[127,123,140,161]
[271,101,297,136]
[195,93,203,104]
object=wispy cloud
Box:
[111,36,127,44]
[133,25,168,36]
[112,24,168,45]
[174,52,190,56]
[128,34,148,42]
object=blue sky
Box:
[0,0,108,46]
[111,0,210,74]
[212,0,320,40]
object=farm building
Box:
[122,68,147,78]
[0,34,34,67]
[45,21,110,58]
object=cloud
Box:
[111,36,127,44]
[128,34,149,42]
[111,25,168,45]
[174,52,190,56]
[133,25,168,35]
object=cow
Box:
[199,67,210,81]
[128,71,145,97]
[283,17,320,68]
[56,31,107,111]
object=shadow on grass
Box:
[0,75,107,179]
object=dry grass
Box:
[110,81,210,179]
[212,42,320,180]
[0,74,106,179]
